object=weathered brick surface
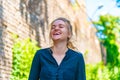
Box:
[0,0,101,79]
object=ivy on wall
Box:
[10,38,39,80]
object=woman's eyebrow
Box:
[59,24,66,26]
[52,24,55,26]
[52,24,65,26]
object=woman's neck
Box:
[52,41,68,55]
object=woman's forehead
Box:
[52,20,66,25]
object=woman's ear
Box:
[67,35,71,41]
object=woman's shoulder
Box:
[68,48,84,58]
[35,47,51,55]
[68,49,85,63]
[37,47,50,52]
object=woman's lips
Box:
[53,32,61,35]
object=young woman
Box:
[28,17,86,80]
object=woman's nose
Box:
[54,26,59,30]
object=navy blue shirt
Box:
[28,48,86,80]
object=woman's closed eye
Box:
[51,24,65,29]
[51,25,56,29]
[59,24,65,28]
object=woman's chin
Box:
[52,36,61,40]
[52,38,61,41]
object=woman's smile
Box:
[52,31,62,40]
[53,31,61,35]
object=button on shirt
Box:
[29,48,86,80]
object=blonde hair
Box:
[50,17,76,50]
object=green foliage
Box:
[93,14,120,66]
[10,38,39,80]
[86,14,120,80]
[86,63,120,80]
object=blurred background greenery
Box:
[86,14,120,80]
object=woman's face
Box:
[50,20,71,42]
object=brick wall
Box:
[0,0,101,79]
